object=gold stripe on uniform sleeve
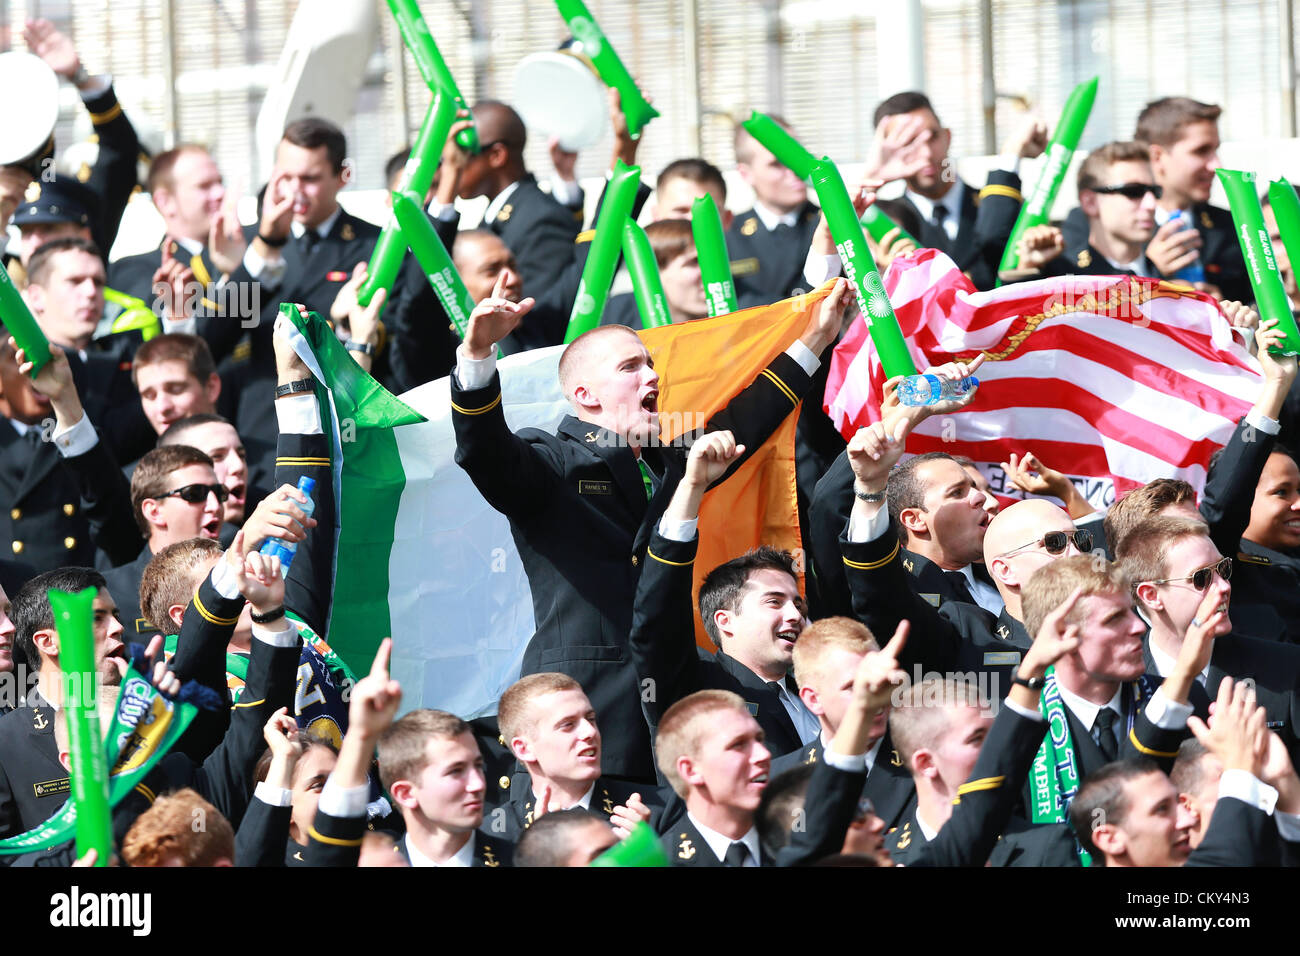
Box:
[193,590,240,626]
[133,783,156,804]
[90,102,124,125]
[979,184,1022,202]
[647,547,694,568]
[575,229,596,244]
[1128,727,1178,759]
[450,393,503,416]
[952,775,1005,803]
[275,457,331,467]
[842,539,899,571]
[308,826,364,847]
[759,368,798,407]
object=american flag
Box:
[824,249,1263,508]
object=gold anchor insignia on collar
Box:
[1200,210,1214,230]
[890,749,902,767]
[341,222,355,241]
[498,204,513,223]
[896,821,912,850]
[996,624,1011,640]
[32,710,48,730]
[524,803,534,827]
[1076,249,1092,268]
[805,746,818,764]
[293,851,304,861]
[482,844,500,867]
[24,181,41,203]
[677,835,696,860]
[601,789,615,814]
[741,217,758,236]
[902,558,915,573]
[584,431,598,443]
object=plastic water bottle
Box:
[259,476,316,576]
[895,373,980,407]
[1167,210,1205,284]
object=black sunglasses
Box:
[1148,556,1233,592]
[1000,528,1093,558]
[156,482,229,505]
[1090,182,1163,201]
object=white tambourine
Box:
[512,50,608,152]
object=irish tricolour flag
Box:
[280,286,828,717]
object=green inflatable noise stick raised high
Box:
[564,160,643,343]
[691,194,738,316]
[359,91,458,309]
[997,76,1099,279]
[622,219,671,328]
[555,0,660,138]
[50,587,112,866]
[809,157,917,379]
[1219,170,1300,356]
[386,0,479,152]
[589,821,670,867]
[391,189,474,340]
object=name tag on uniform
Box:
[34,777,70,799]
[983,651,1021,666]
[578,480,612,496]
[730,257,760,276]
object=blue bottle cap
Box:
[298,476,316,495]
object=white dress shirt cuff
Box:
[242,244,286,288]
[1002,697,1046,721]
[1218,768,1278,815]
[549,178,584,207]
[995,155,1022,176]
[318,779,371,819]
[803,252,843,287]
[275,394,323,435]
[1143,689,1194,730]
[846,501,891,543]
[209,558,242,601]
[1245,409,1281,436]
[785,339,820,376]
[657,516,698,541]
[823,747,869,772]
[52,413,98,458]
[161,315,198,335]
[455,346,497,390]
[427,201,458,221]
[253,781,293,807]
[253,618,299,647]
[77,74,113,99]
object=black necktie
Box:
[723,841,750,867]
[944,570,976,605]
[22,426,43,452]
[931,204,949,231]
[1093,709,1119,762]
[301,228,321,255]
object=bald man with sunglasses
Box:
[834,388,1099,692]
[1120,515,1300,771]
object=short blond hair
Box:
[1021,554,1131,641]
[121,789,234,867]
[791,616,877,690]
[888,678,986,767]
[377,709,471,794]
[498,672,583,745]
[557,325,642,400]
[1116,516,1214,586]
[655,689,749,797]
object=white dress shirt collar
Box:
[1149,637,1210,686]
[291,205,343,242]
[687,812,762,866]
[752,200,799,231]
[484,180,523,225]
[1056,681,1123,733]
[404,830,475,867]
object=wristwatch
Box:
[257,230,289,248]
[1011,671,1046,690]
[274,378,315,398]
[344,340,376,356]
[853,487,886,503]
